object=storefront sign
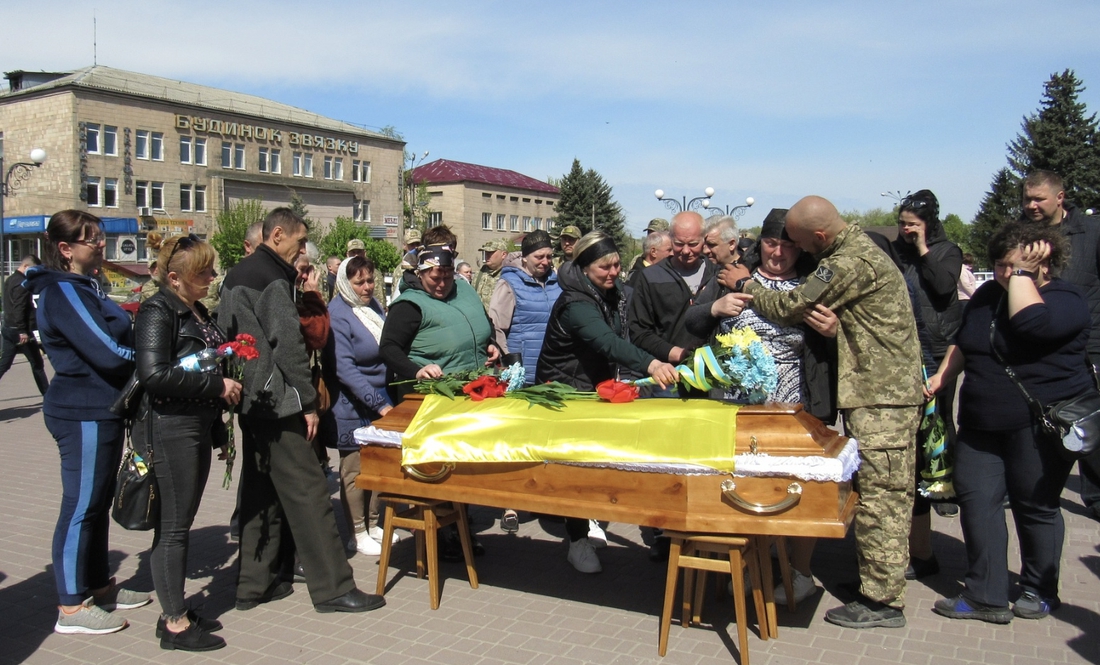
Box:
[2,215,48,233]
[176,114,359,154]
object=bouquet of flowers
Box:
[918,369,954,499]
[635,328,778,403]
[217,333,260,489]
[402,364,640,409]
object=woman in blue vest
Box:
[26,210,151,635]
[487,230,562,533]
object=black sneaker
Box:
[933,503,959,518]
[933,595,1012,624]
[824,598,906,628]
[1013,590,1055,619]
[160,622,226,651]
[155,610,223,638]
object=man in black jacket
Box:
[0,255,48,394]
[219,208,384,614]
[629,211,718,365]
[1023,170,1100,520]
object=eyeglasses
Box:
[73,232,106,247]
[166,233,201,267]
[900,196,929,210]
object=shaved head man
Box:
[732,194,924,629]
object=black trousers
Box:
[955,426,1074,608]
[237,414,355,605]
[0,326,48,395]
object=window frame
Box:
[180,184,193,212]
[103,126,118,156]
[135,130,149,160]
[104,178,118,208]
[86,124,100,154]
[180,136,193,164]
[194,138,206,166]
[151,182,164,211]
[85,176,101,206]
[482,212,492,230]
[150,132,164,161]
[194,185,207,212]
[136,181,149,208]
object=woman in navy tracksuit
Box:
[26,210,149,635]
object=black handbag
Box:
[112,419,159,530]
[989,306,1100,461]
[109,371,144,419]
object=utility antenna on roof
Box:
[93,10,97,65]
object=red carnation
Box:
[463,375,506,401]
[596,379,638,403]
[236,333,257,346]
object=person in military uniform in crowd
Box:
[718,195,923,629]
[554,225,582,271]
[474,239,508,310]
[627,218,671,276]
[390,229,423,302]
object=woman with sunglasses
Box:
[132,233,241,651]
[26,211,151,635]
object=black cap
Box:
[759,208,791,241]
[522,230,552,256]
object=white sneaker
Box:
[567,538,602,574]
[355,530,382,556]
[775,570,818,605]
[587,519,608,549]
[368,526,399,544]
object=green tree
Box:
[941,213,970,253]
[1008,69,1100,210]
[969,168,1021,269]
[317,216,401,274]
[210,198,267,270]
[552,159,629,250]
[839,207,897,228]
[403,180,434,234]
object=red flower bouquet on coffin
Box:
[217,334,261,489]
[596,379,639,403]
[462,375,508,401]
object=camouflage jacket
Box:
[472,266,502,311]
[743,224,923,409]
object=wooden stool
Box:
[658,531,766,664]
[751,535,796,639]
[375,494,479,610]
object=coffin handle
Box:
[720,479,803,515]
[402,463,454,483]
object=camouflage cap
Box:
[404,228,422,244]
[560,225,582,239]
[346,238,365,251]
[646,218,670,233]
[480,239,509,253]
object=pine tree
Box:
[552,159,629,251]
[969,168,1020,268]
[1007,69,1100,210]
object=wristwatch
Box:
[1011,269,1037,279]
[733,277,750,293]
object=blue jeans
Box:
[47,416,124,606]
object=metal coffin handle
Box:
[402,463,455,483]
[721,479,803,515]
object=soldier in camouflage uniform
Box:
[626,218,671,278]
[553,225,582,271]
[473,239,508,310]
[390,229,422,303]
[723,195,923,628]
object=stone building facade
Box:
[0,65,404,274]
[410,159,559,260]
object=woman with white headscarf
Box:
[321,255,395,556]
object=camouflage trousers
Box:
[845,405,921,608]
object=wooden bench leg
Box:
[376,502,398,597]
[414,505,427,580]
[424,506,441,610]
[453,503,479,589]
[776,536,797,613]
[728,547,750,665]
[658,537,684,657]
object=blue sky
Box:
[5,0,1100,234]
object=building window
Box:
[180,184,193,212]
[136,130,149,159]
[303,153,313,177]
[533,217,542,230]
[136,181,149,208]
[523,198,530,203]
[222,142,231,168]
[333,158,343,180]
[194,185,206,212]
[103,126,117,155]
[509,215,519,231]
[547,217,556,230]
[510,196,518,202]
[104,178,118,208]
[85,177,101,206]
[324,156,333,179]
[180,136,193,164]
[523,216,531,231]
[482,213,491,230]
[258,148,269,172]
[354,199,370,223]
[269,149,280,174]
[428,211,443,228]
[352,159,370,183]
[151,132,164,161]
[86,125,100,154]
[194,138,206,166]
[234,144,245,170]
[151,182,164,210]
[497,195,505,200]
[496,214,505,231]
[482,192,492,198]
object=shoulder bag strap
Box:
[988,295,1054,430]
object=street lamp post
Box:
[702,197,756,220]
[0,146,48,281]
[655,187,715,214]
[880,190,908,205]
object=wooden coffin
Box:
[358,396,857,538]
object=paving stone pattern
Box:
[0,356,1097,664]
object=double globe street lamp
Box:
[703,197,755,220]
[0,147,48,278]
[655,187,755,220]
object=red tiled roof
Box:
[410,159,559,195]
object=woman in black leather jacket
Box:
[134,234,241,652]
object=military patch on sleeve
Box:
[800,265,835,302]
